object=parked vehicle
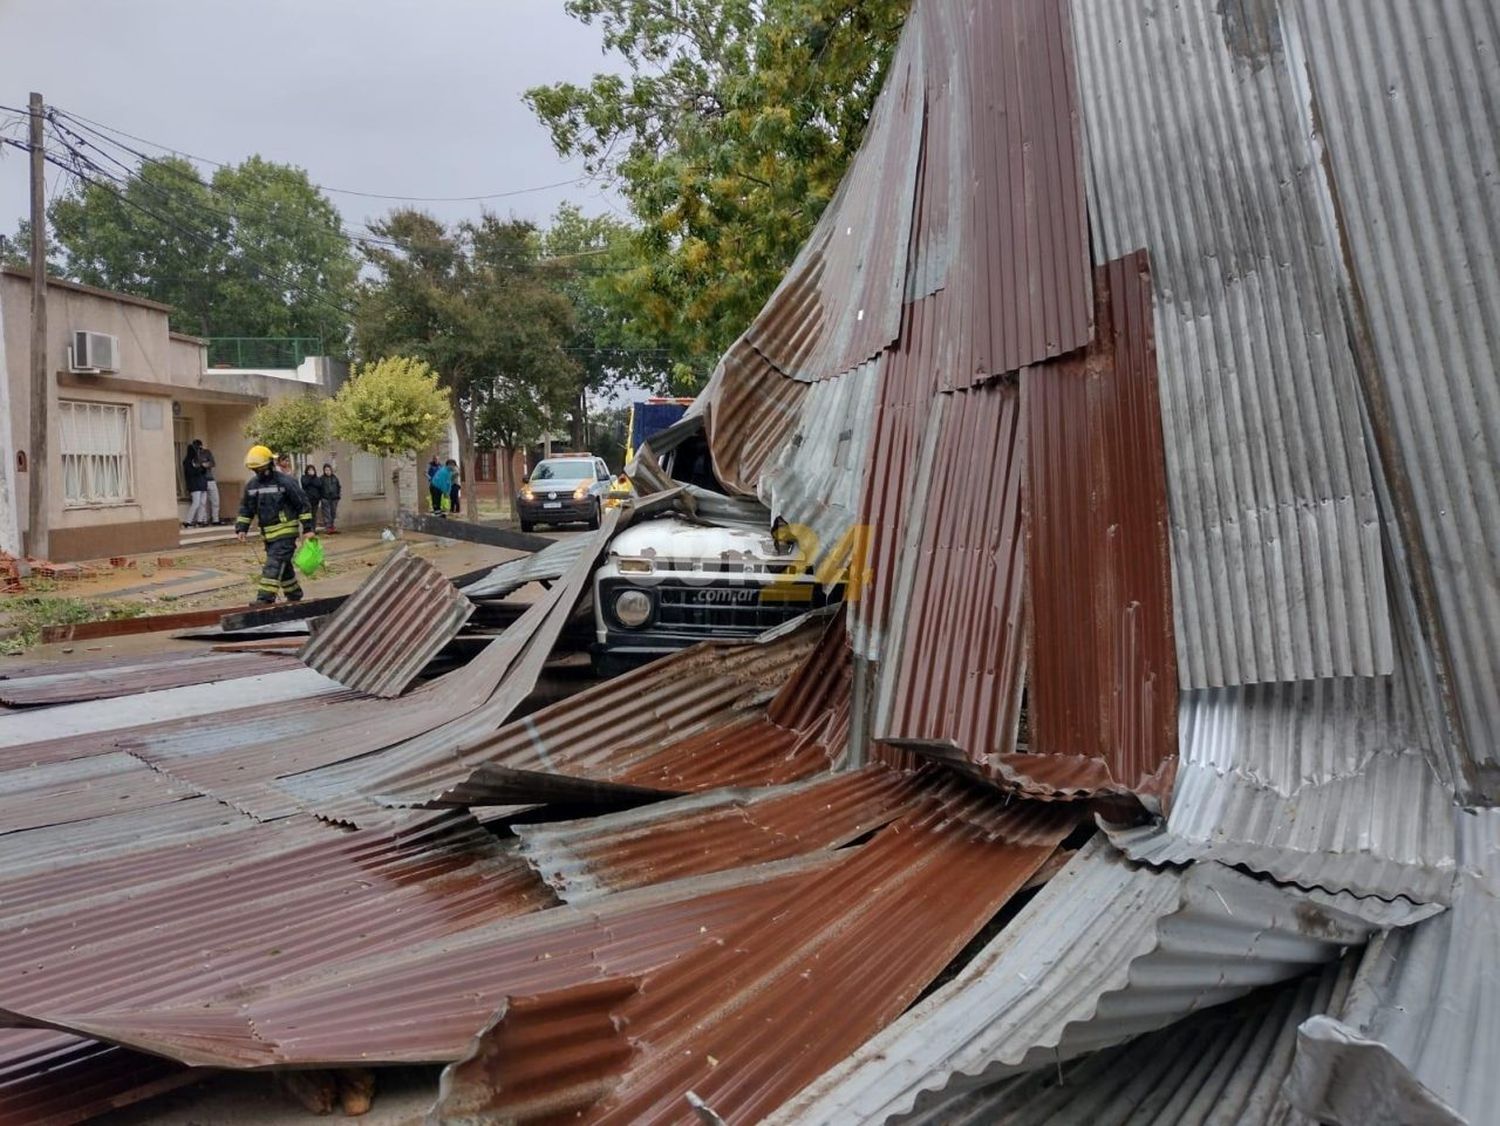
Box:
[517,455,612,531]
[591,516,843,676]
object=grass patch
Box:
[0,596,146,656]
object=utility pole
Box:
[27,91,48,560]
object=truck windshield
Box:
[533,460,593,481]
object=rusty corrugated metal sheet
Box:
[1021,251,1178,806]
[875,380,1028,766]
[699,340,810,493]
[0,651,299,707]
[0,1030,191,1126]
[299,545,474,698]
[431,783,1076,1124]
[513,767,925,902]
[393,615,847,811]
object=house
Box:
[0,267,407,562]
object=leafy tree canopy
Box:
[329,356,450,458]
[244,393,331,459]
[5,155,356,347]
[353,209,581,459]
[526,0,909,388]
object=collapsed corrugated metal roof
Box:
[432,784,1076,1125]
[1282,808,1500,1125]
[0,650,299,707]
[0,1030,191,1126]
[299,544,474,697]
[768,837,1433,1125]
[1072,0,1392,691]
[897,956,1354,1126]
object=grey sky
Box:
[0,0,625,239]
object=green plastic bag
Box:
[293,536,325,577]
[440,493,452,512]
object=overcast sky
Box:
[0,0,625,240]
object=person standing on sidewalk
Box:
[445,458,462,518]
[191,440,222,524]
[319,463,342,533]
[301,466,324,531]
[236,445,315,604]
[182,446,208,527]
[427,456,442,514]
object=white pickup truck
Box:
[591,515,843,676]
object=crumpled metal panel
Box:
[1284,808,1500,1125]
[768,836,1410,1126]
[1287,0,1500,800]
[461,535,590,600]
[513,768,926,903]
[756,357,880,577]
[698,340,811,494]
[897,957,1352,1126]
[1106,612,1459,904]
[386,615,846,811]
[1022,251,1178,806]
[1072,0,1392,690]
[875,381,1028,768]
[430,785,1076,1125]
[299,545,474,698]
[0,651,298,707]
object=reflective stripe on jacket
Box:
[236,470,313,541]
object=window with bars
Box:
[351,451,384,496]
[59,401,134,506]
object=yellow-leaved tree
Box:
[328,356,450,513]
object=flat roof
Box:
[1,265,174,313]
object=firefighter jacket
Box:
[236,470,313,542]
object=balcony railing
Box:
[206,337,323,370]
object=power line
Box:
[47,106,589,203]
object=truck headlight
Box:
[613,589,652,628]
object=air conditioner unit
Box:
[71,330,120,373]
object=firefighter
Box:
[236,445,315,604]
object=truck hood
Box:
[608,516,784,564]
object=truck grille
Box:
[604,579,841,636]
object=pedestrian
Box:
[191,439,222,524]
[276,453,294,476]
[301,465,323,531]
[430,459,454,516]
[445,458,462,517]
[182,445,208,527]
[426,456,442,514]
[319,463,342,533]
[236,445,315,605]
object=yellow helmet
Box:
[245,444,274,470]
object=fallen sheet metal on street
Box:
[299,544,474,698]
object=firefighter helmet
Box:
[244,444,274,470]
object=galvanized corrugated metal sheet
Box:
[1287,0,1500,800]
[897,957,1350,1126]
[0,751,196,836]
[299,545,474,698]
[1072,0,1393,690]
[1107,609,1458,903]
[430,784,1076,1125]
[461,534,589,600]
[1284,808,1500,1125]
[513,768,925,902]
[1022,251,1178,806]
[756,357,880,576]
[768,836,1401,1126]
[875,380,1028,767]
[0,651,298,707]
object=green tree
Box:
[353,210,580,513]
[7,155,356,344]
[526,0,909,388]
[328,356,450,507]
[244,394,331,464]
